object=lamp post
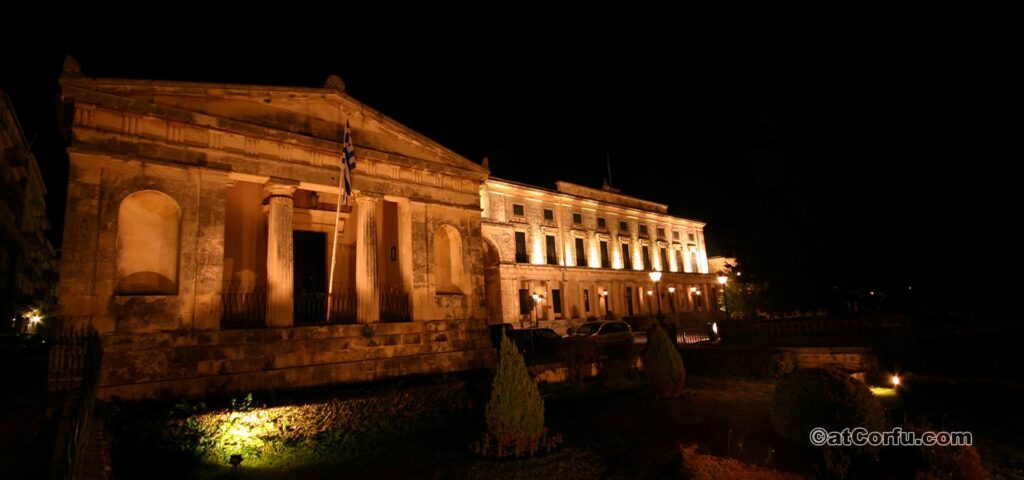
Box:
[717,274,729,319]
[646,290,654,316]
[531,293,544,328]
[600,290,609,319]
[648,271,663,319]
[668,286,676,313]
[690,286,701,311]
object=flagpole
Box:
[326,118,348,323]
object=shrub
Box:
[771,368,885,477]
[600,341,639,389]
[643,324,686,398]
[484,332,547,455]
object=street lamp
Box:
[690,286,701,311]
[668,286,676,313]
[531,293,544,327]
[648,271,663,319]
[717,274,729,319]
[600,290,609,319]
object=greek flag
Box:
[341,118,357,205]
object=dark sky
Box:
[4,8,1015,314]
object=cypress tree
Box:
[485,332,546,452]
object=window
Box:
[545,235,558,265]
[688,232,696,241]
[673,230,680,240]
[519,289,533,315]
[642,245,652,270]
[434,225,465,294]
[639,224,648,236]
[512,204,525,216]
[515,231,528,263]
[116,190,181,295]
[543,209,554,221]
[574,238,586,267]
[660,247,667,270]
[657,227,665,238]
[583,289,591,313]
[597,217,607,229]
[600,241,610,268]
[621,244,632,269]
[572,213,582,225]
[619,221,628,231]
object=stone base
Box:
[98,319,495,400]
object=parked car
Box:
[507,328,562,365]
[566,320,634,353]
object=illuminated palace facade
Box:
[481,179,718,330]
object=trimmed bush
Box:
[558,336,599,384]
[643,324,686,398]
[484,332,547,454]
[771,368,885,477]
[772,368,885,445]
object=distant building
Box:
[0,89,56,330]
[481,178,719,331]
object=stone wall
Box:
[99,319,495,400]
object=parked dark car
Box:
[507,328,563,365]
[566,320,634,353]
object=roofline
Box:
[485,177,706,227]
[60,74,489,177]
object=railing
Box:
[47,324,103,480]
[221,284,410,327]
[380,284,411,323]
[222,289,267,329]
[632,326,712,346]
[295,287,357,325]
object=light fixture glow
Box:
[891,374,901,387]
[648,271,662,282]
[646,290,653,296]
[668,287,675,293]
[717,275,728,286]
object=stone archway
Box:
[482,238,503,324]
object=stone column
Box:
[265,183,296,327]
[355,195,380,323]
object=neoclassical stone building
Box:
[55,58,721,399]
[56,59,493,399]
[480,179,720,331]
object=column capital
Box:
[354,192,383,203]
[265,182,298,197]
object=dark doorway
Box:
[552,289,562,316]
[625,286,634,316]
[294,231,327,323]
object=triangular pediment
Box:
[62,75,488,179]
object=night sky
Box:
[4,8,1015,315]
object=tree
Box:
[485,332,546,454]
